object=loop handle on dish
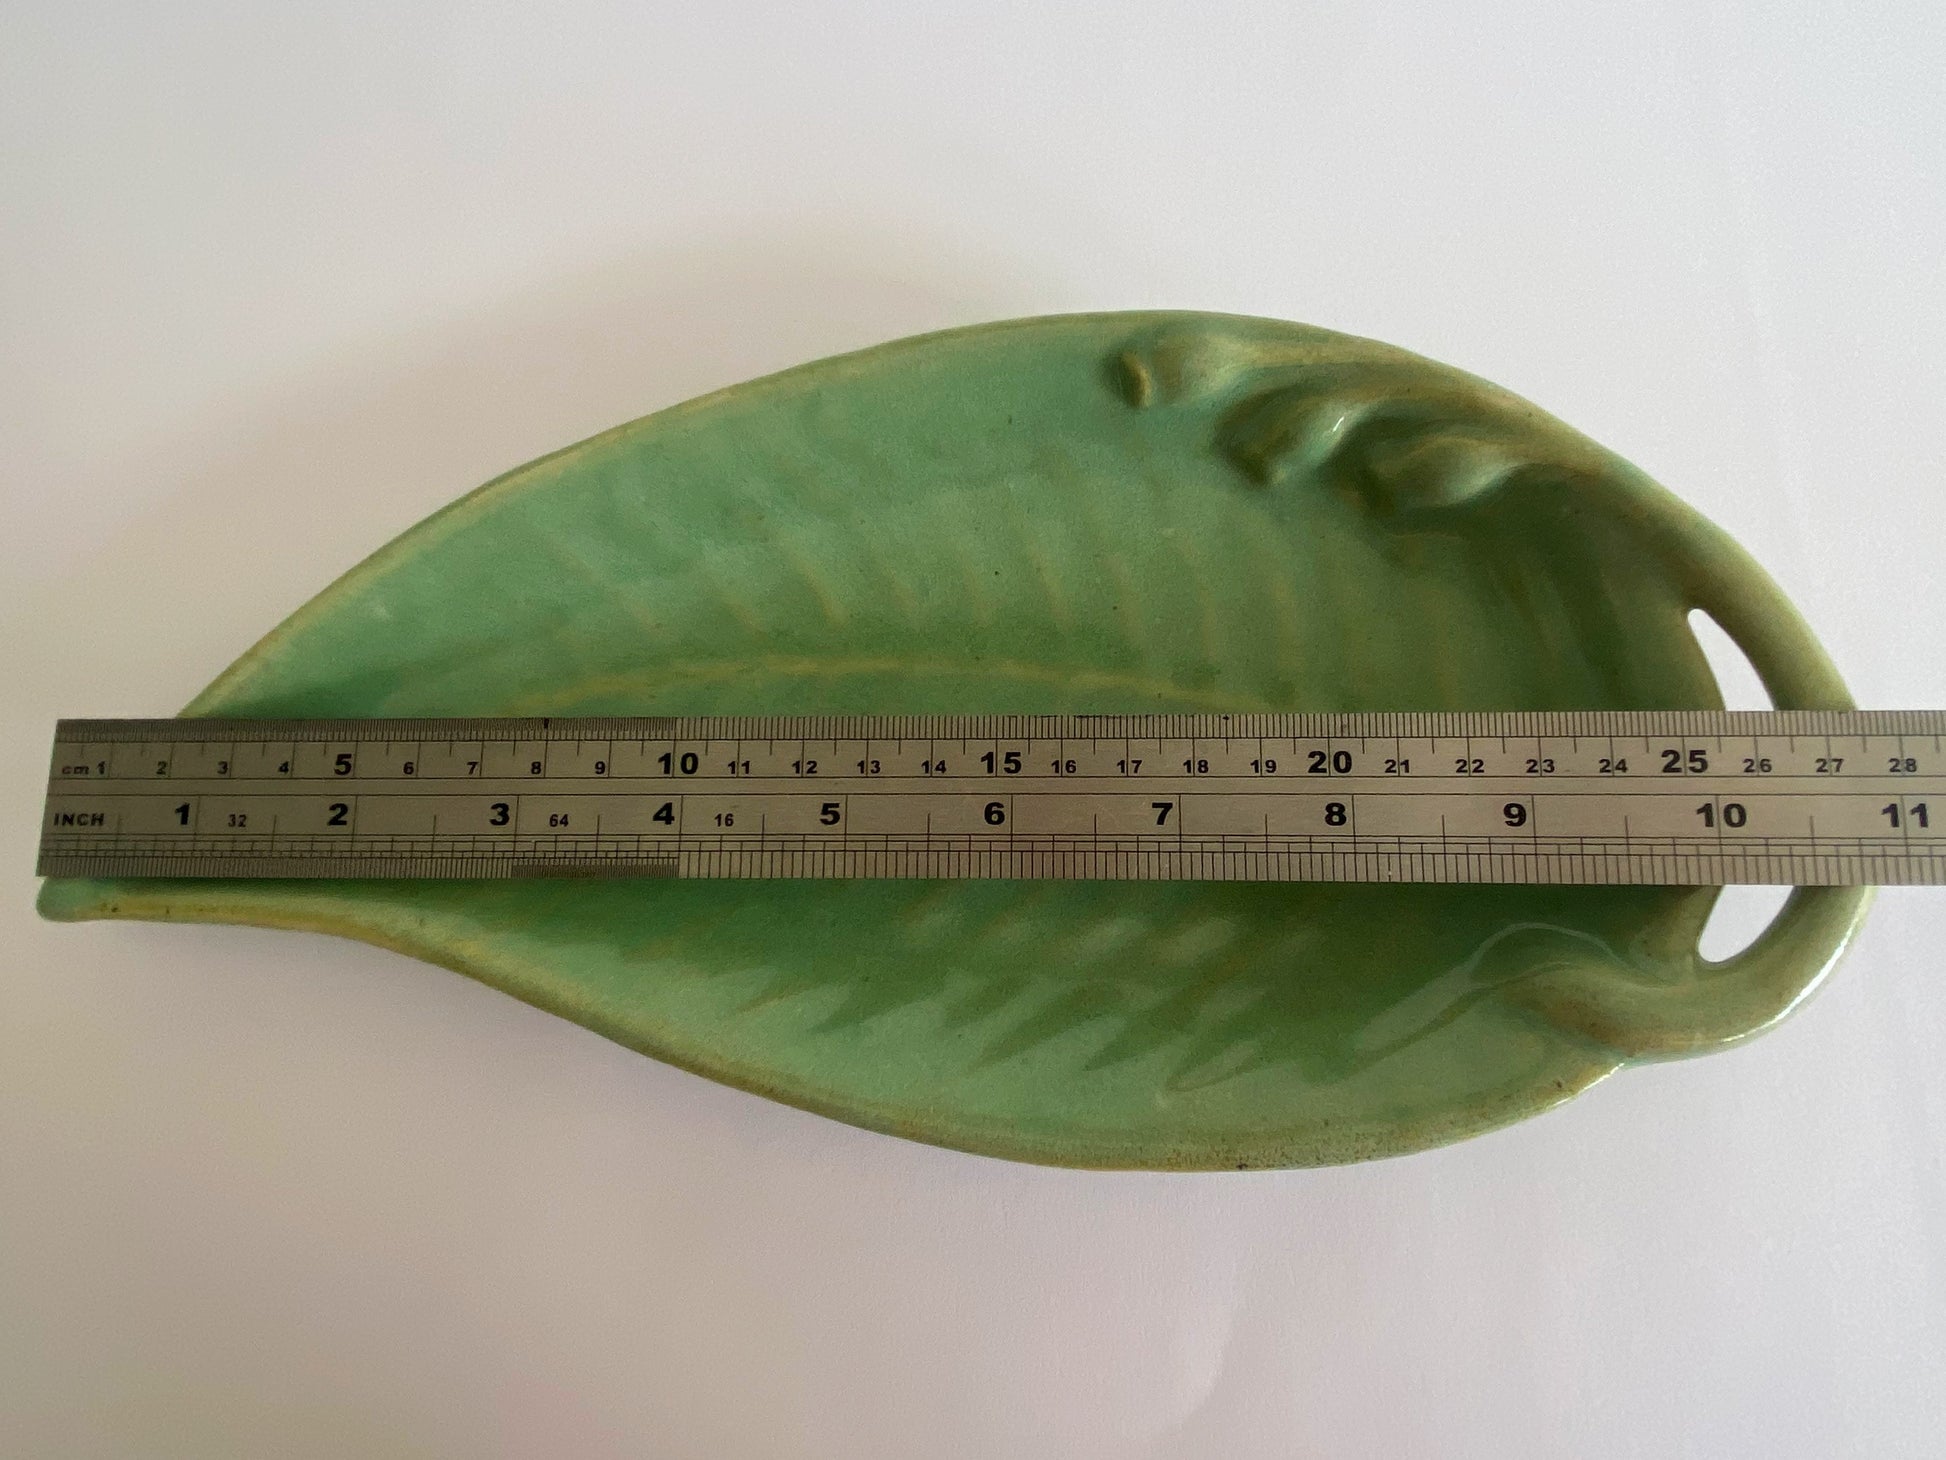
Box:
[1510,499,1873,1061]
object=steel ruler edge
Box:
[36,712,1946,887]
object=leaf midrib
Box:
[496,653,1281,714]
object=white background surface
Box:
[4,4,1943,1456]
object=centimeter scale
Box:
[35,711,1946,887]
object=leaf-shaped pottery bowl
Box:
[38,313,1871,1168]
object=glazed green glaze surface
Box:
[37,313,1872,1167]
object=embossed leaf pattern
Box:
[38,313,1860,1168]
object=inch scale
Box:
[35,711,1946,887]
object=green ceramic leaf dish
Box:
[37,312,1872,1168]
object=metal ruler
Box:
[34,712,1946,886]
